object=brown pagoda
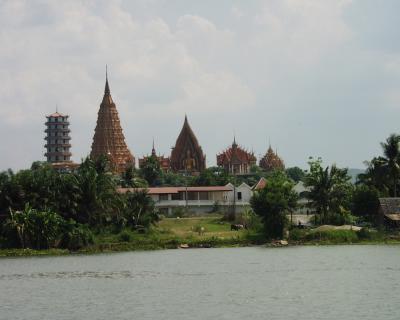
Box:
[90,73,135,173]
[259,145,285,172]
[170,115,206,174]
[217,138,257,175]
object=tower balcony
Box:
[44,143,72,148]
[45,152,72,157]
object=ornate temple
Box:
[139,140,170,172]
[170,116,206,174]
[259,145,285,172]
[217,138,257,175]
[90,73,135,173]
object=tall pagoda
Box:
[170,115,206,174]
[259,145,285,172]
[90,72,134,173]
[217,138,257,175]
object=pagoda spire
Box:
[104,65,110,95]
[151,137,156,156]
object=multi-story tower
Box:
[90,73,135,173]
[44,111,72,163]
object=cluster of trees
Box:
[0,157,159,250]
[251,134,400,239]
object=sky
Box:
[1,0,400,171]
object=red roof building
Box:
[217,139,257,175]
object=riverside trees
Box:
[0,158,158,250]
[250,171,298,239]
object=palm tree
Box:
[304,158,352,224]
[380,134,400,197]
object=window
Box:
[172,193,182,200]
[159,194,169,201]
[237,192,242,201]
[199,192,209,200]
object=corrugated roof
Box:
[117,186,232,195]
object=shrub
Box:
[59,221,94,250]
[118,230,132,242]
[289,228,307,241]
[306,229,358,243]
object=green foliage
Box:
[123,189,159,228]
[250,171,297,239]
[191,167,232,186]
[118,230,132,242]
[305,229,358,243]
[352,185,380,218]
[238,207,263,231]
[304,157,353,224]
[286,166,306,182]
[59,220,94,250]
[139,155,163,186]
[312,209,356,226]
[121,165,148,188]
[3,205,65,249]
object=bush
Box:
[306,229,358,243]
[118,230,132,242]
[59,221,94,250]
[289,228,307,241]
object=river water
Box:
[0,246,399,320]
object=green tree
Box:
[250,171,297,239]
[75,158,121,225]
[286,167,305,182]
[123,190,158,228]
[121,165,148,188]
[380,134,400,197]
[304,158,353,224]
[139,156,162,186]
[3,204,65,249]
[352,185,380,219]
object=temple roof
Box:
[217,140,257,165]
[170,115,206,172]
[259,146,285,171]
[47,111,67,118]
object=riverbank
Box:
[1,217,399,257]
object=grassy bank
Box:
[1,217,400,257]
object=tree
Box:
[191,167,232,186]
[380,134,400,197]
[3,204,65,249]
[250,171,297,239]
[75,158,121,225]
[352,185,380,219]
[139,156,162,186]
[121,165,148,188]
[286,167,305,182]
[123,190,158,228]
[304,158,353,224]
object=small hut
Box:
[378,198,400,228]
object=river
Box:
[0,246,399,320]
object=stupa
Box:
[259,145,285,172]
[170,115,206,174]
[90,71,134,173]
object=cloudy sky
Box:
[1,0,399,171]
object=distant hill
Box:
[348,168,365,183]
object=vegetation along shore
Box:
[1,134,400,257]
